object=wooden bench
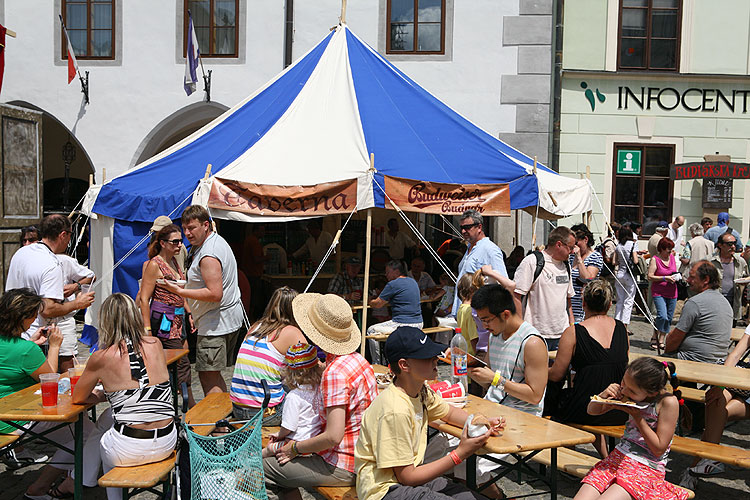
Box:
[569,424,750,468]
[678,386,705,403]
[97,393,234,498]
[524,448,694,499]
[0,434,19,450]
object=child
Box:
[355,326,503,500]
[264,342,323,457]
[455,273,479,356]
[433,272,455,319]
[574,357,690,500]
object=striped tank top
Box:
[230,328,285,408]
[486,321,546,416]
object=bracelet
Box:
[449,450,462,465]
[491,371,502,387]
[75,281,82,291]
[291,440,299,456]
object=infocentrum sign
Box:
[617,86,750,113]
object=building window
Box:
[62,0,115,59]
[387,0,446,54]
[618,0,681,71]
[611,144,674,237]
[185,0,238,58]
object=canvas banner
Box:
[208,177,358,216]
[384,176,510,216]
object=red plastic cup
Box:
[39,373,60,408]
[68,367,83,394]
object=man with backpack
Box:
[512,226,575,351]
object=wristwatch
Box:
[75,281,82,291]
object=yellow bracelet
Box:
[491,371,502,387]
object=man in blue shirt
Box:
[451,210,508,315]
[705,212,743,252]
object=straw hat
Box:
[292,293,361,356]
[151,215,173,232]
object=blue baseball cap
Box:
[385,326,445,366]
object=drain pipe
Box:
[549,0,563,172]
[284,0,294,67]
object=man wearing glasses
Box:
[710,232,750,326]
[6,214,95,346]
[450,210,507,316]
[512,226,575,351]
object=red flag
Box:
[59,15,79,84]
[0,25,6,95]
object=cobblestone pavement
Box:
[3,308,749,499]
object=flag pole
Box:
[58,14,89,104]
[187,10,212,102]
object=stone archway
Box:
[130,101,230,168]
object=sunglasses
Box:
[161,238,183,245]
[460,223,479,231]
[21,238,38,243]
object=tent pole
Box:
[360,153,375,356]
[335,214,342,275]
[360,207,372,355]
[340,0,347,24]
[531,157,538,249]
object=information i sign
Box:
[617,150,641,175]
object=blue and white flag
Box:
[184,12,200,96]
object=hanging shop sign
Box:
[208,177,358,216]
[702,178,733,208]
[383,176,510,216]
[670,161,750,180]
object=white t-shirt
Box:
[6,242,64,338]
[385,232,416,260]
[280,384,323,442]
[407,271,435,291]
[513,251,574,339]
[57,254,95,321]
[667,225,684,247]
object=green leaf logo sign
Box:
[581,81,606,112]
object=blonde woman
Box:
[230,286,307,425]
[73,293,176,500]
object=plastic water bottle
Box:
[450,328,468,393]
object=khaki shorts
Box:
[195,329,241,372]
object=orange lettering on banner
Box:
[384,176,511,216]
[207,177,358,216]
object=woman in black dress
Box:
[548,279,629,458]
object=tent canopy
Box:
[84,25,590,223]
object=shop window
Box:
[184,0,239,57]
[611,144,674,237]
[387,0,446,54]
[618,0,681,71]
[62,0,115,59]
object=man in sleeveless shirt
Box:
[165,205,244,395]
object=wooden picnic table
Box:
[372,365,594,499]
[731,327,745,344]
[549,350,750,391]
[0,348,189,500]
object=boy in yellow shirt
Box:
[354,326,504,500]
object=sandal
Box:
[47,484,73,500]
[650,333,659,350]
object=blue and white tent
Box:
[82,24,591,315]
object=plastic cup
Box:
[68,366,84,394]
[39,373,60,408]
[79,284,92,294]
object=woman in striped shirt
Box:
[230,286,307,425]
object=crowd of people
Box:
[1,207,749,499]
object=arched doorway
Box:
[7,100,95,214]
[131,101,230,168]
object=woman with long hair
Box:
[0,289,101,499]
[73,293,177,500]
[648,237,678,352]
[569,226,604,322]
[137,223,194,407]
[230,286,307,425]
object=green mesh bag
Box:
[185,412,268,500]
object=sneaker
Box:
[678,469,698,490]
[690,458,725,476]
[1,448,49,470]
